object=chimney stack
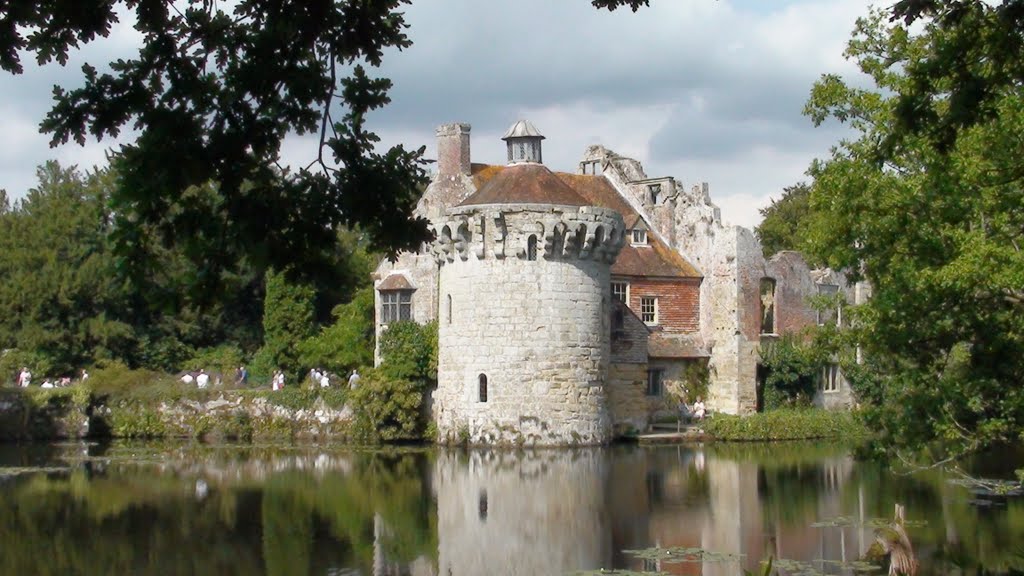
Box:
[436,123,472,177]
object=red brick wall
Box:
[624,277,700,333]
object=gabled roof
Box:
[459,163,588,207]
[626,214,648,230]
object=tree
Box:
[298,286,375,377]
[253,268,316,380]
[804,9,1024,461]
[754,182,815,260]
[886,1,1024,154]
[0,162,135,375]
[0,0,651,290]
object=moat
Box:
[1,441,1021,575]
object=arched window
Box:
[478,374,488,402]
[760,278,777,335]
[527,235,538,261]
[446,294,452,324]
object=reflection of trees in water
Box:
[0,447,438,576]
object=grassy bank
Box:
[704,409,868,442]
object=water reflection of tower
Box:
[432,449,611,576]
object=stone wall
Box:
[373,253,439,364]
[432,203,624,446]
[0,389,352,441]
[607,362,648,434]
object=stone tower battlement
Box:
[430,204,625,265]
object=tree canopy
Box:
[804,8,1024,461]
[0,0,651,289]
[754,182,815,260]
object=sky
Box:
[0,0,876,230]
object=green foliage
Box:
[804,8,1024,461]
[184,344,245,383]
[1,0,432,289]
[298,286,375,377]
[257,268,316,381]
[704,409,868,442]
[0,349,46,386]
[378,321,438,384]
[108,407,166,439]
[759,335,826,410]
[342,320,437,443]
[888,1,1024,153]
[755,182,816,260]
[0,163,135,376]
[348,370,424,443]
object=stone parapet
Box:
[430,203,625,265]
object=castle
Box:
[373,121,863,445]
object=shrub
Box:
[378,321,437,383]
[348,371,424,443]
[704,408,868,442]
[184,344,245,385]
[298,286,375,377]
[759,335,825,409]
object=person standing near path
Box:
[196,369,210,389]
[348,369,360,389]
[18,367,31,388]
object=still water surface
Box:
[0,441,1021,575]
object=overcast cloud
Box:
[0,0,874,229]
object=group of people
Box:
[176,365,361,392]
[309,368,331,389]
[680,396,707,423]
[271,370,286,391]
[14,367,88,388]
[180,369,213,388]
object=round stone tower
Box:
[430,120,626,446]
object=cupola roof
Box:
[502,119,546,141]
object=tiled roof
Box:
[557,173,701,278]
[648,333,709,358]
[377,274,414,291]
[459,163,589,207]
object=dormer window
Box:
[631,229,648,246]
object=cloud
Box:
[0,0,875,230]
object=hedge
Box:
[704,409,868,442]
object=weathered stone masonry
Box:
[431,201,625,445]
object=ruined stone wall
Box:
[766,251,818,336]
[432,204,625,446]
[432,450,611,576]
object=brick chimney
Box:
[436,123,471,176]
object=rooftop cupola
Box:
[502,119,545,165]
